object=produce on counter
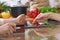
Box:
[0,2,10,13]
[28,8,40,26]
[0,2,11,18]
[0,12,11,18]
[28,7,58,27]
[39,7,58,13]
[29,8,40,18]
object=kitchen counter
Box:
[25,20,60,40]
[25,27,60,40]
[0,32,25,40]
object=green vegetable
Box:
[0,2,10,12]
[39,7,50,13]
[2,5,10,12]
[39,7,58,13]
[50,8,58,13]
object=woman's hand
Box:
[0,23,16,35]
[32,12,52,24]
[3,14,26,25]
[17,14,26,25]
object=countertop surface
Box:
[25,27,60,40]
[0,32,25,40]
[25,20,60,40]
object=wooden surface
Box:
[0,32,25,40]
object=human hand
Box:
[3,14,26,25]
[16,14,26,25]
[32,12,52,24]
[0,23,16,35]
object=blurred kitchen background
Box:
[30,0,60,8]
[0,0,29,6]
[0,0,60,40]
[29,0,60,13]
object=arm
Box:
[32,12,60,24]
[0,14,26,25]
[49,13,60,21]
[4,14,26,25]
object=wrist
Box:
[47,12,53,19]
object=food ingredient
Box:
[1,12,11,19]
[39,7,58,13]
[29,8,40,18]
[29,8,40,26]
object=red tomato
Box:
[33,22,39,27]
[29,11,37,18]
[29,8,41,26]
[34,8,40,15]
[34,9,38,14]
[37,10,40,14]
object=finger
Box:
[32,18,38,24]
[0,23,12,35]
[17,14,25,19]
[18,15,26,25]
[7,30,11,36]
[32,13,49,23]
[32,13,43,23]
[7,26,13,36]
[4,23,14,34]
[16,14,26,25]
[36,13,50,20]
[9,23,16,32]
[8,25,14,34]
[5,27,11,36]
[7,23,16,32]
[3,28,11,36]
[5,23,14,32]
